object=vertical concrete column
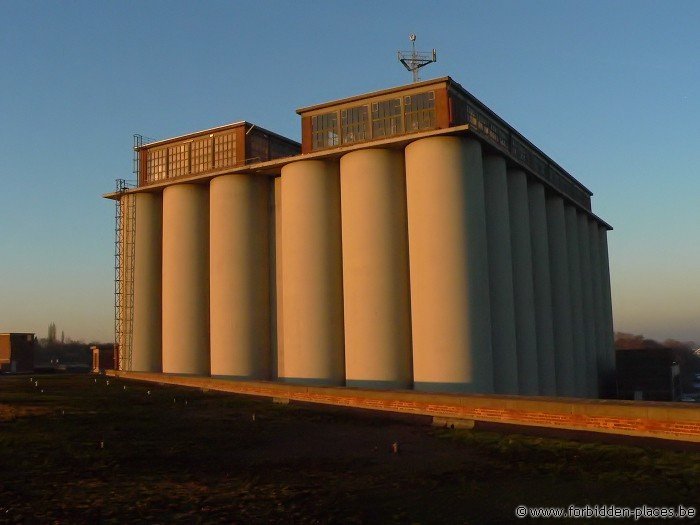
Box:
[162,184,209,375]
[340,149,412,389]
[577,212,598,397]
[507,169,539,395]
[209,174,271,379]
[589,220,606,394]
[599,226,616,393]
[528,181,556,395]
[131,192,162,372]
[405,136,493,393]
[483,155,518,394]
[273,177,283,380]
[280,160,344,385]
[565,205,587,397]
[546,193,576,396]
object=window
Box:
[214,131,237,168]
[167,143,190,178]
[404,91,435,132]
[191,136,213,174]
[341,105,368,145]
[372,98,403,138]
[146,148,167,182]
[311,112,339,150]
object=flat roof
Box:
[296,77,450,114]
[444,77,593,198]
[110,77,610,228]
[296,75,592,198]
[136,121,300,151]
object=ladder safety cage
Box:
[114,177,136,372]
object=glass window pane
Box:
[191,137,213,174]
[403,91,435,132]
[311,111,339,150]
[214,131,237,168]
[372,98,403,138]
[341,105,368,145]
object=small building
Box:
[136,121,300,186]
[91,344,116,372]
[616,348,681,401]
[0,333,35,373]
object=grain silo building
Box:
[107,77,615,398]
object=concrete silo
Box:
[107,77,615,398]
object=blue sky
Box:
[0,1,698,343]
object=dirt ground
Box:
[0,374,699,524]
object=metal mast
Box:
[398,34,437,83]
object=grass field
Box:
[1,374,699,524]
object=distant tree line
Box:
[34,321,110,369]
[615,332,700,392]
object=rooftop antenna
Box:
[398,34,437,83]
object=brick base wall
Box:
[106,371,700,443]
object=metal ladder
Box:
[114,178,136,371]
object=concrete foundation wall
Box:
[109,371,700,444]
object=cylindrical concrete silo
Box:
[209,174,271,379]
[528,181,557,395]
[589,219,606,394]
[483,155,518,394]
[545,193,576,396]
[598,225,616,392]
[273,177,283,380]
[162,183,210,375]
[507,169,539,395]
[405,136,493,393]
[564,204,587,397]
[340,148,412,389]
[131,192,162,372]
[577,211,598,397]
[280,160,344,385]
